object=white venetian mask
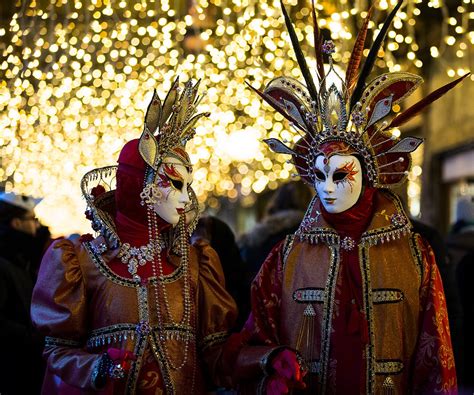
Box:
[314,154,363,214]
[152,156,193,226]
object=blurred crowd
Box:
[0,186,473,394]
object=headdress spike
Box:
[349,0,403,111]
[280,0,319,103]
[344,6,373,100]
[311,0,326,95]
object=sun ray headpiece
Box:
[81,78,209,248]
[250,0,469,188]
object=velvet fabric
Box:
[116,139,148,224]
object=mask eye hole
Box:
[314,170,326,181]
[170,179,183,190]
[333,171,349,182]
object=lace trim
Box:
[372,289,404,304]
[293,288,325,303]
[199,331,229,351]
[45,336,81,347]
[375,360,404,374]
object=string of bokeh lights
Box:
[0,0,472,235]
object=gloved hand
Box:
[107,348,137,378]
[266,349,306,395]
[92,348,137,389]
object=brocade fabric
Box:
[235,190,457,394]
[31,237,237,394]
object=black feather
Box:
[280,0,319,103]
[349,0,403,111]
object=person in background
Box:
[0,191,45,395]
[238,181,312,280]
[192,215,250,330]
[446,196,474,393]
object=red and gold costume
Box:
[235,189,456,394]
[32,79,237,394]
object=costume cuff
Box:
[234,345,284,380]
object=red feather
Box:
[345,7,373,100]
[389,73,470,128]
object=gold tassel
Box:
[296,303,316,368]
[382,377,395,395]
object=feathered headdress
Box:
[250,0,469,187]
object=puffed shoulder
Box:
[191,238,225,283]
[191,238,238,341]
[31,237,88,340]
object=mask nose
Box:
[179,188,190,205]
[323,179,336,194]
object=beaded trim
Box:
[408,233,424,279]
[200,331,229,352]
[296,229,339,246]
[319,245,340,394]
[45,336,81,347]
[160,324,196,341]
[293,288,404,305]
[126,327,148,394]
[372,289,404,304]
[87,324,137,349]
[149,330,176,394]
[297,220,410,248]
[308,360,321,374]
[293,288,325,303]
[375,360,404,375]
[360,223,411,247]
[360,244,376,394]
[84,241,138,287]
[282,234,296,270]
[86,323,196,350]
[84,240,184,286]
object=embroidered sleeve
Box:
[245,240,285,344]
[31,239,101,390]
[233,241,286,386]
[412,235,457,394]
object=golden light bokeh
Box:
[0,0,471,235]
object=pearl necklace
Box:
[147,206,194,372]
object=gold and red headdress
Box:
[251,0,469,187]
